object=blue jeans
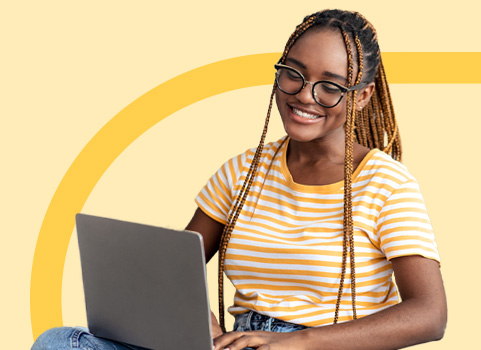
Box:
[31,311,308,349]
[31,327,149,350]
[233,310,308,333]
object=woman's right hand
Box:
[211,310,224,339]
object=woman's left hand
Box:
[213,330,307,350]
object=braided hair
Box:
[217,9,402,331]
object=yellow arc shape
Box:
[30,52,481,340]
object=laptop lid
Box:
[75,213,213,350]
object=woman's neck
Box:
[285,134,371,186]
[287,134,346,166]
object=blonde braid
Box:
[216,14,320,332]
[217,84,276,331]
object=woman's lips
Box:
[288,105,325,124]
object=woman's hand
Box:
[213,330,307,350]
[211,310,224,339]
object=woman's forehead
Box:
[286,28,351,82]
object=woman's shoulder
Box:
[363,149,418,185]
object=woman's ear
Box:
[355,82,375,111]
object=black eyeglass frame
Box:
[274,63,367,108]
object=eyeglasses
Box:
[274,64,367,108]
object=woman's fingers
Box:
[257,346,270,350]
[213,331,243,350]
[213,331,259,350]
[213,331,293,350]
[210,311,223,338]
[223,334,262,350]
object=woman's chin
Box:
[285,131,321,143]
[282,124,316,141]
[282,119,345,145]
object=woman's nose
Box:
[296,81,317,104]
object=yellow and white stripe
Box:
[196,136,440,327]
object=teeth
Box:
[292,107,320,119]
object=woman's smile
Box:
[287,104,326,126]
[289,104,325,121]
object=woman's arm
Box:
[185,207,226,338]
[185,207,225,263]
[213,255,447,350]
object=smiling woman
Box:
[201,9,446,350]
[31,9,446,350]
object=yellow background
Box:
[2,0,480,348]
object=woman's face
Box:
[276,28,356,144]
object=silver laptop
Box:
[75,213,213,350]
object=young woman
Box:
[32,9,447,350]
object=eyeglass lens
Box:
[276,67,343,107]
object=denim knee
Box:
[31,327,91,350]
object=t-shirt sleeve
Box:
[376,179,440,262]
[195,152,248,225]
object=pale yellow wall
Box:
[2,1,480,348]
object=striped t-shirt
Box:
[195,136,440,327]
